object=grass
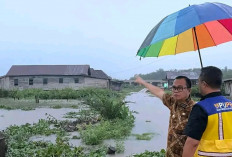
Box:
[0,98,81,110]
[80,117,134,145]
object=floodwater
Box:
[0,89,170,156]
[0,108,78,131]
[113,89,169,156]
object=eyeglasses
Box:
[170,86,188,92]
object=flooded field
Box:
[0,89,170,156]
[118,89,169,156]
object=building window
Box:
[43,78,48,85]
[74,78,79,83]
[29,78,33,85]
[14,79,18,86]
[59,78,63,84]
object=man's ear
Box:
[202,81,208,87]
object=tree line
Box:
[130,67,232,80]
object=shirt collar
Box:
[200,92,222,101]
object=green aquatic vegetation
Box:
[3,87,137,156]
[85,95,131,120]
[4,119,87,157]
[72,135,80,139]
[86,145,107,157]
[115,140,125,153]
[0,98,81,110]
[21,107,35,111]
[132,149,166,157]
[132,133,156,140]
[80,117,134,145]
[64,111,80,118]
[0,105,13,110]
[64,109,98,119]
[50,105,62,109]
[70,104,79,108]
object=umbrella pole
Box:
[193,27,203,68]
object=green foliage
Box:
[132,133,155,140]
[0,98,81,110]
[0,105,13,110]
[0,89,9,97]
[115,140,125,153]
[80,117,134,145]
[3,87,136,156]
[4,119,90,157]
[191,85,201,98]
[82,88,131,120]
[3,87,122,100]
[133,149,166,157]
[86,145,107,157]
[50,105,62,109]
[64,109,99,120]
[129,67,232,85]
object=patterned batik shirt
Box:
[162,93,195,157]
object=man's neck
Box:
[203,89,220,96]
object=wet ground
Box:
[0,89,170,156]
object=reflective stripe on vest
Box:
[218,112,223,140]
[198,151,232,156]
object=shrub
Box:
[191,86,201,98]
[0,89,9,98]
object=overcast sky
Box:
[1,0,232,80]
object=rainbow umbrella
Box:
[137,2,232,68]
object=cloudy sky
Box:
[0,0,232,80]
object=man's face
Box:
[172,78,190,101]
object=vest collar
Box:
[200,92,222,101]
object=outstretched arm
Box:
[135,76,165,100]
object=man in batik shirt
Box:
[135,76,195,157]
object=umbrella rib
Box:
[156,41,165,57]
[143,45,152,58]
[174,35,180,55]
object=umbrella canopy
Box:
[137,2,232,68]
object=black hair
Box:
[175,76,192,88]
[199,66,222,89]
